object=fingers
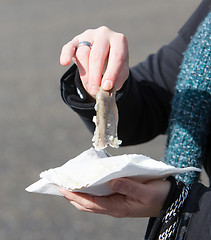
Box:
[59,187,128,217]
[88,33,110,95]
[102,33,129,91]
[60,32,94,92]
[60,37,79,66]
[75,41,93,91]
[60,26,129,95]
[59,179,171,218]
[110,178,171,217]
[110,178,145,198]
[110,178,170,203]
[60,188,107,213]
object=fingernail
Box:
[102,80,113,90]
[110,180,123,192]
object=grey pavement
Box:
[0,1,205,240]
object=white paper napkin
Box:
[26,148,201,196]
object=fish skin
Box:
[92,87,122,151]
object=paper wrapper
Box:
[26,148,201,196]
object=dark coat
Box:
[60,1,211,239]
[60,0,211,182]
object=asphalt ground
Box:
[1,0,206,240]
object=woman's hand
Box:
[60,26,129,96]
[59,178,171,218]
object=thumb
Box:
[110,178,141,197]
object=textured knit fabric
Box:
[145,177,191,240]
[164,12,211,185]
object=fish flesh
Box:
[92,87,122,151]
